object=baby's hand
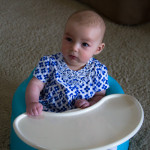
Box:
[26,102,43,116]
[75,99,90,109]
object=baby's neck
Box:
[67,64,85,71]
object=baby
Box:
[26,10,109,116]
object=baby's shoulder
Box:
[40,53,61,62]
[91,58,107,70]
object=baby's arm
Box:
[75,90,106,109]
[25,77,45,116]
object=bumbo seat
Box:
[10,70,131,150]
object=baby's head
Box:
[61,10,106,70]
[66,10,106,42]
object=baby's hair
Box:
[66,10,106,41]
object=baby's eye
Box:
[82,42,89,47]
[66,37,72,42]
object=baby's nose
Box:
[72,43,79,52]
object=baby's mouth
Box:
[69,55,77,60]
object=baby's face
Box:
[61,21,104,71]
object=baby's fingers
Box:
[27,103,43,116]
[75,99,84,108]
[36,104,43,115]
[75,99,90,108]
[32,103,43,116]
[80,102,90,109]
[32,108,39,116]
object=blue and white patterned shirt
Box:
[33,53,109,112]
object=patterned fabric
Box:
[33,53,109,112]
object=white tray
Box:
[13,94,144,150]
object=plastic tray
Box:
[13,94,144,150]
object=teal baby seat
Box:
[10,70,129,150]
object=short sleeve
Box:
[33,56,52,83]
[94,63,109,92]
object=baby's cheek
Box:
[80,53,91,62]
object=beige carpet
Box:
[0,0,150,149]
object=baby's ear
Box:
[94,43,105,55]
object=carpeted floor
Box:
[0,0,150,149]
